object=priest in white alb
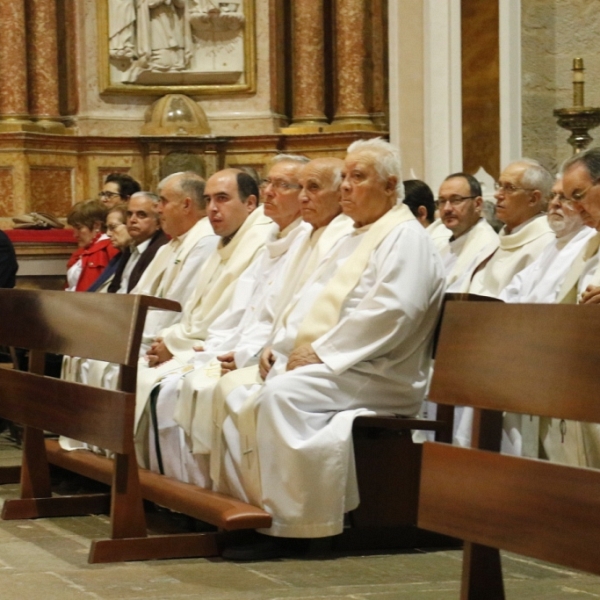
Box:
[135,169,272,465]
[469,159,555,297]
[434,172,499,292]
[500,177,594,304]
[212,139,445,556]
[173,157,354,470]
[148,154,311,483]
[537,148,600,468]
[132,171,219,354]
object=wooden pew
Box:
[0,288,271,563]
[417,302,600,599]
[342,294,498,549]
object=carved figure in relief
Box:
[108,0,246,85]
[136,0,192,73]
[109,0,137,60]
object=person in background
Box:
[66,199,120,291]
[0,230,17,289]
[99,172,141,209]
[403,179,435,228]
[87,204,132,292]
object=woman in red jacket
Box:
[66,199,120,291]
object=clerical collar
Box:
[221,227,240,247]
[504,213,543,235]
[448,218,483,243]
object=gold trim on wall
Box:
[98,0,256,96]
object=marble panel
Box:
[334,0,369,119]
[29,167,74,216]
[0,1,29,116]
[461,0,500,179]
[27,0,60,118]
[0,168,15,217]
[291,0,326,123]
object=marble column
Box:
[27,0,65,132]
[332,0,375,130]
[0,0,34,130]
[289,0,327,129]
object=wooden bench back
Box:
[0,289,180,452]
[429,302,600,422]
[0,289,179,368]
[418,302,600,592]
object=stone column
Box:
[331,0,375,130]
[27,0,65,132]
[0,0,34,130]
[288,0,327,130]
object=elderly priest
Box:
[212,139,445,559]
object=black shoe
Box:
[221,533,309,561]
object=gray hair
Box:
[346,138,404,199]
[158,171,206,210]
[515,158,554,200]
[271,154,310,166]
[131,191,160,207]
[562,146,600,181]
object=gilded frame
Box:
[98,0,256,96]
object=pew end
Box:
[418,302,600,598]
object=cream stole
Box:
[270,213,354,331]
[212,205,415,503]
[443,219,499,292]
[173,218,307,445]
[133,217,214,298]
[294,203,415,349]
[134,208,272,433]
[557,231,600,304]
[162,207,273,361]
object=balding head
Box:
[299,157,345,229]
[156,171,206,238]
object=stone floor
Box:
[0,433,599,600]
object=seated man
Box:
[470,159,555,297]
[212,138,445,556]
[500,177,594,304]
[135,169,273,465]
[537,148,600,467]
[435,172,499,292]
[148,155,310,483]
[132,171,218,354]
[88,191,169,293]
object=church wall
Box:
[77,0,284,137]
[522,0,600,172]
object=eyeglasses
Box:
[434,195,477,209]
[260,178,301,191]
[494,182,534,195]
[550,191,568,202]
[98,191,122,200]
[106,222,126,232]
[567,179,600,203]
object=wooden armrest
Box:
[353,415,448,432]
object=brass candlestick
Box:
[554,58,600,154]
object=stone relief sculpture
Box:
[108,0,246,86]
